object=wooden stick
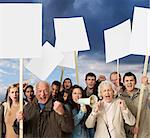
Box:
[134,54,149,138]
[60,66,64,83]
[74,51,79,84]
[116,59,120,87]
[19,58,23,138]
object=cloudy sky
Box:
[0,0,149,101]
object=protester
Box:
[63,78,72,91]
[84,72,98,138]
[61,89,72,113]
[1,84,19,138]
[70,85,88,138]
[51,80,63,102]
[86,80,135,138]
[23,85,34,104]
[51,80,61,97]
[84,72,98,97]
[119,72,150,138]
[14,81,74,138]
[110,71,124,94]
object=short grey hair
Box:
[35,81,51,93]
[98,80,117,98]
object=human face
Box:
[36,82,50,104]
[85,76,96,89]
[124,76,136,93]
[72,88,82,103]
[51,84,59,96]
[9,87,19,103]
[110,74,120,87]
[63,80,72,90]
[101,84,114,103]
[25,87,34,101]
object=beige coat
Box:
[85,99,135,138]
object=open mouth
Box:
[127,86,133,89]
[40,97,46,101]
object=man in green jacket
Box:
[14,81,74,138]
[119,72,150,138]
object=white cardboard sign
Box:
[104,19,131,63]
[0,3,42,58]
[25,41,64,80]
[130,7,150,56]
[59,52,78,69]
[54,17,90,52]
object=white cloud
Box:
[0,59,18,70]
[0,68,14,77]
[0,69,9,75]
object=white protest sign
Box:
[0,3,42,58]
[25,41,64,80]
[130,7,150,138]
[104,19,131,63]
[54,17,90,52]
[130,7,150,56]
[58,52,78,69]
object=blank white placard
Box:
[25,41,64,80]
[104,19,131,63]
[59,52,78,69]
[130,7,150,56]
[54,17,90,52]
[0,3,42,58]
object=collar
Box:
[120,88,140,100]
[32,98,53,112]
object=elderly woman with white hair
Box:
[85,80,135,138]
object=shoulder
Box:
[0,101,9,116]
[1,101,8,108]
[23,99,39,114]
[113,99,120,106]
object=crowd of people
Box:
[0,71,150,138]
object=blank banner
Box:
[130,7,150,56]
[54,17,90,52]
[0,3,42,58]
[59,52,78,69]
[104,19,131,63]
[25,41,64,80]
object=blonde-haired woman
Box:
[1,84,19,138]
[85,80,135,138]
